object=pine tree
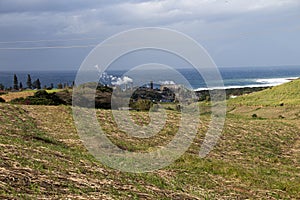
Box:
[26,74,32,89]
[36,79,41,89]
[13,74,19,90]
[32,79,41,89]
[19,82,23,89]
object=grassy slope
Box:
[0,89,65,102]
[0,80,300,199]
[229,79,300,106]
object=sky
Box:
[0,0,299,71]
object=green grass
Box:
[14,89,64,93]
[229,78,300,106]
[45,89,66,93]
[0,80,300,199]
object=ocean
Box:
[1,66,300,91]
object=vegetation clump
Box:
[10,90,66,105]
[130,99,154,111]
[252,113,258,118]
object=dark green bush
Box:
[97,85,113,93]
[252,113,258,118]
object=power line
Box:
[0,37,99,44]
[0,44,97,50]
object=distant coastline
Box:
[1,66,300,91]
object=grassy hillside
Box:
[0,89,65,102]
[229,79,300,106]
[0,80,300,199]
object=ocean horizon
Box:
[1,65,300,91]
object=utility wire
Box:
[0,44,96,50]
[0,37,99,44]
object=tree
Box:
[0,83,4,90]
[13,74,19,90]
[33,79,41,89]
[26,74,32,89]
[19,82,23,89]
[36,79,41,89]
[57,83,63,89]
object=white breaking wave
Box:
[194,77,299,91]
[255,77,299,85]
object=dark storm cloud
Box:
[0,0,151,13]
[0,0,299,70]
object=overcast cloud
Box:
[0,0,299,70]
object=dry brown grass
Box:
[0,91,35,102]
[0,102,299,199]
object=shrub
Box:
[0,97,5,103]
[279,115,285,119]
[130,99,153,111]
[176,104,181,112]
[97,85,113,93]
[56,90,72,105]
[150,104,159,112]
[57,83,63,89]
[252,113,258,118]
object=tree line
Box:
[12,74,41,90]
[11,74,42,90]
[0,74,74,91]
